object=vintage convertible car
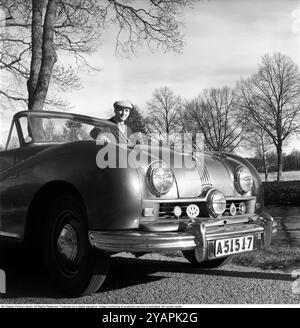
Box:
[0,110,277,296]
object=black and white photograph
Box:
[0,0,300,309]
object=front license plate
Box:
[215,235,254,257]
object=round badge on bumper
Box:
[186,204,200,219]
[230,203,237,216]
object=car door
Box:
[0,121,20,172]
[0,120,24,238]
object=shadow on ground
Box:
[0,248,297,300]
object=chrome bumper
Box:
[88,213,277,260]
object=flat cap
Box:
[113,100,133,109]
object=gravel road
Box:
[1,252,299,305]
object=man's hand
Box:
[96,133,111,145]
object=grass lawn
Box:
[161,209,300,271]
[162,241,300,271]
[231,243,300,271]
[260,170,300,181]
[231,211,300,271]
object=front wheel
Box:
[43,194,109,297]
[182,250,230,268]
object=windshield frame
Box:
[12,111,130,146]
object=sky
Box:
[1,0,300,153]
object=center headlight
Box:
[235,166,253,194]
[147,161,174,196]
[207,190,226,217]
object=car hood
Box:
[136,145,257,198]
[12,141,259,199]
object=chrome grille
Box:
[194,161,212,187]
[159,202,199,219]
[158,199,254,220]
[224,200,249,216]
[200,166,212,187]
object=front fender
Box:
[0,141,143,237]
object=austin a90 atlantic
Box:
[0,110,277,296]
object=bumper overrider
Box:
[88,212,277,261]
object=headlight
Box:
[207,189,226,217]
[235,166,253,194]
[147,161,174,196]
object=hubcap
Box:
[57,224,78,262]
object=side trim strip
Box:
[0,231,22,239]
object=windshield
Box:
[20,115,129,145]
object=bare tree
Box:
[0,0,80,109]
[237,53,300,180]
[126,105,146,134]
[28,0,59,111]
[146,86,183,145]
[0,0,193,112]
[245,127,273,181]
[183,87,245,152]
[0,0,81,110]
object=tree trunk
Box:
[262,152,268,182]
[264,165,268,182]
[27,0,46,110]
[30,0,58,111]
[276,143,283,181]
[27,0,58,140]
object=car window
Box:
[6,123,20,150]
[25,116,128,145]
[24,117,96,142]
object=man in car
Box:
[90,100,133,140]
